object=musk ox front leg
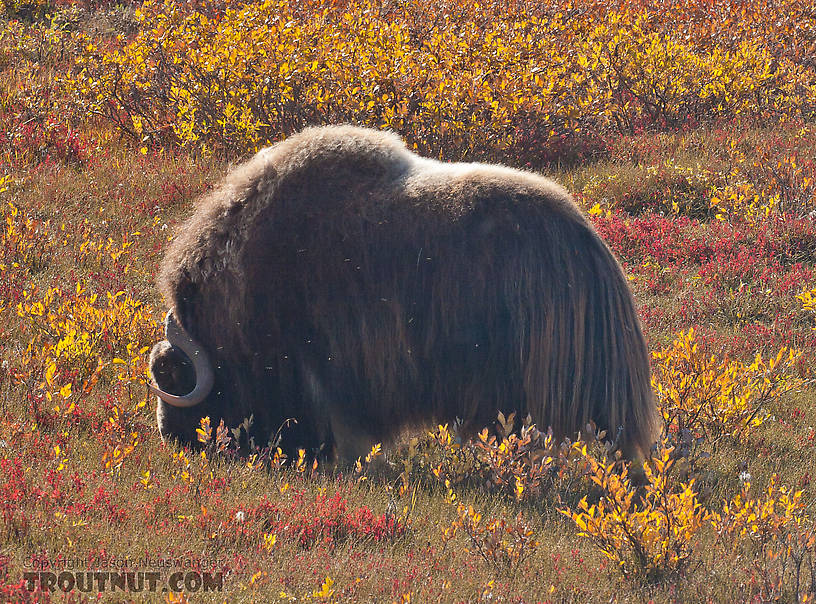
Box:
[296,355,378,464]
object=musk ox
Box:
[148,125,656,461]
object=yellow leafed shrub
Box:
[2,201,54,273]
[798,288,816,324]
[17,285,157,374]
[444,501,539,578]
[560,442,709,580]
[653,329,802,445]
[402,415,591,503]
[709,182,780,223]
[13,283,159,420]
[65,0,816,159]
[712,474,816,601]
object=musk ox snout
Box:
[150,340,199,443]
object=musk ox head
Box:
[149,125,657,461]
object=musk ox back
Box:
[149,125,656,461]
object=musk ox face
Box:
[149,312,219,445]
[149,125,657,461]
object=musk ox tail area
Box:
[417,188,657,460]
[151,124,657,461]
[506,217,656,459]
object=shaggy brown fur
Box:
[150,125,657,460]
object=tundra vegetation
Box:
[0,0,815,601]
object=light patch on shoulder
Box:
[408,153,573,204]
[410,155,479,178]
[410,154,544,183]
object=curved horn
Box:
[148,310,215,408]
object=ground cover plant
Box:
[1,0,816,601]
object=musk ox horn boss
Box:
[148,125,656,461]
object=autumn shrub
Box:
[1,201,54,276]
[256,490,407,549]
[66,0,816,159]
[653,329,802,447]
[560,442,709,581]
[800,287,816,326]
[1,0,51,21]
[2,230,159,429]
[442,500,539,579]
[590,211,701,266]
[15,284,157,383]
[712,474,816,601]
[400,415,593,504]
[695,248,815,326]
[1,193,160,421]
[0,15,92,170]
[581,161,717,217]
